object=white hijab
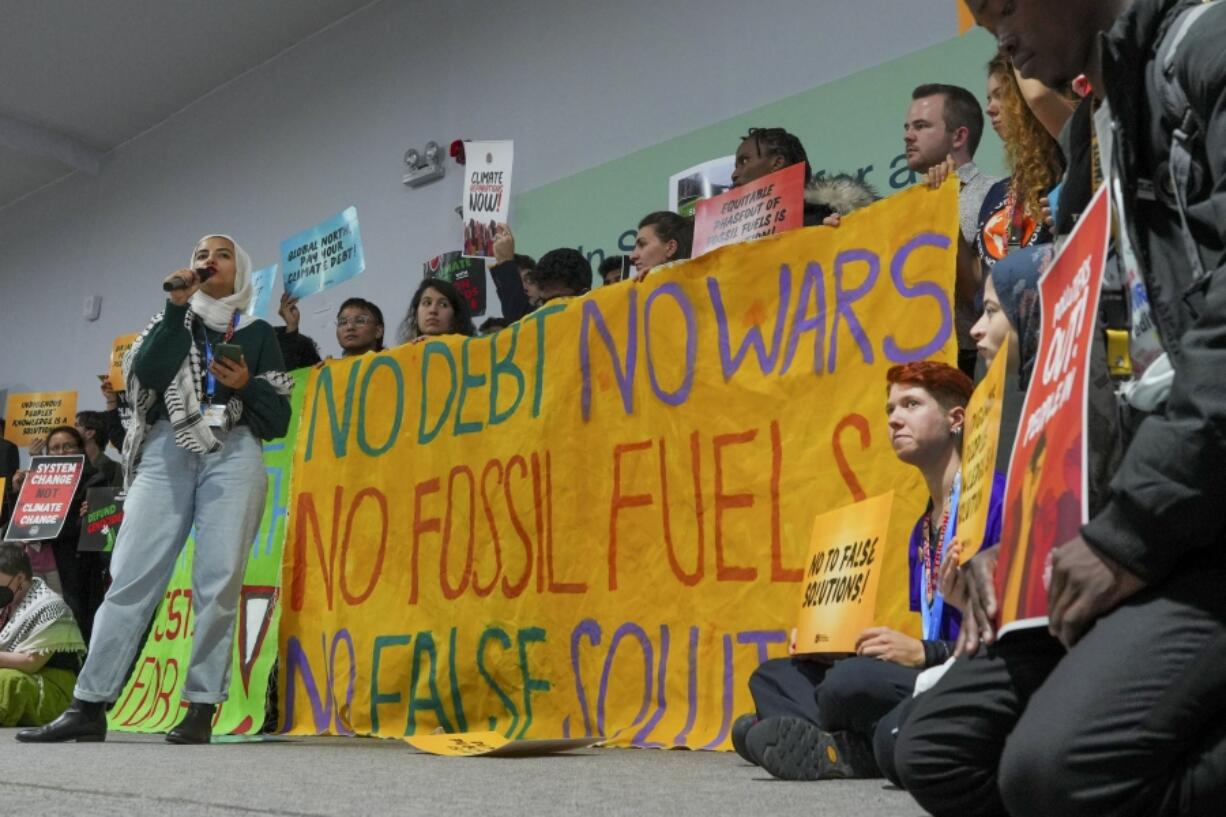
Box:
[188,234,258,332]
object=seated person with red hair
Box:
[736,361,1005,780]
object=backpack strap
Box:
[1158,1,1217,282]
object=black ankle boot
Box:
[166,703,216,745]
[15,698,108,743]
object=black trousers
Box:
[748,656,829,724]
[895,567,1226,817]
[873,691,920,787]
[750,656,919,745]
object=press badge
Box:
[202,404,228,428]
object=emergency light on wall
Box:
[403,141,445,187]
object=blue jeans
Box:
[75,420,267,704]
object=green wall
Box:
[514,30,1002,275]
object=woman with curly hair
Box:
[396,278,476,344]
[975,50,1066,269]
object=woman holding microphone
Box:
[18,235,292,745]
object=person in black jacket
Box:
[893,2,1226,816]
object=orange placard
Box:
[795,492,894,654]
[4,391,78,448]
[956,333,1008,563]
[108,333,140,392]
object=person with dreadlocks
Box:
[730,127,842,228]
[17,234,293,746]
[731,127,811,189]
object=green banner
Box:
[108,369,307,734]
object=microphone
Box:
[162,267,214,292]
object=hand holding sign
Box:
[278,293,301,333]
[854,626,924,667]
[951,546,999,655]
[492,223,515,264]
[926,155,958,190]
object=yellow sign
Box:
[406,731,601,757]
[108,333,141,392]
[794,492,894,654]
[4,391,78,448]
[956,333,1008,563]
[278,181,959,748]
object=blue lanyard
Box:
[921,472,961,641]
[202,310,240,406]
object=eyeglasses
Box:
[336,316,373,328]
[48,444,81,454]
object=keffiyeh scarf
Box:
[119,235,292,487]
[0,578,85,656]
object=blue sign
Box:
[280,206,365,299]
[246,264,277,319]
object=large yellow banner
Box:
[280,182,958,748]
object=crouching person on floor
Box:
[0,544,86,728]
[733,362,1004,780]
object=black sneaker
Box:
[747,716,876,780]
[731,713,761,764]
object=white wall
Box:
[0,0,959,409]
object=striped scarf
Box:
[0,578,84,655]
[120,308,292,488]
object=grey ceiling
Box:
[0,0,377,210]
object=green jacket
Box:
[133,301,291,440]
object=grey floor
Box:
[0,729,930,817]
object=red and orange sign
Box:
[996,186,1110,633]
[4,455,86,541]
[692,163,806,256]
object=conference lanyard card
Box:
[202,404,228,428]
